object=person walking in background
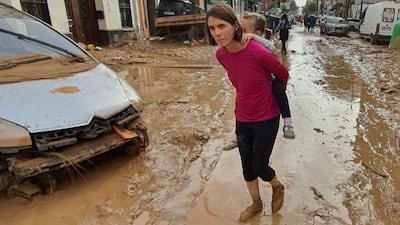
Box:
[276,13,290,54]
[206,4,286,222]
[309,15,316,32]
[303,14,309,31]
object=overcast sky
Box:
[296,0,306,7]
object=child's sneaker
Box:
[223,140,238,151]
[283,125,295,139]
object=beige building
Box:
[0,0,149,45]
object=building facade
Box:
[0,0,278,45]
[0,0,149,45]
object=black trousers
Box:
[236,116,279,182]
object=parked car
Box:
[359,1,400,44]
[320,16,349,36]
[0,3,148,197]
[156,0,204,17]
[346,18,361,31]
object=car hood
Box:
[0,63,141,133]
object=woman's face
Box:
[207,16,237,47]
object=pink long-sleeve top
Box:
[216,40,289,122]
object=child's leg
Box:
[271,78,291,119]
[271,78,295,139]
[223,124,238,151]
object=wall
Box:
[0,0,70,35]
[47,1,70,34]
[1,0,147,44]
[95,0,122,30]
[0,0,21,9]
[95,0,147,44]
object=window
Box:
[119,0,132,28]
[382,8,394,22]
[398,9,400,21]
[64,0,73,29]
[20,0,51,25]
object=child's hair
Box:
[206,3,243,46]
[241,11,266,35]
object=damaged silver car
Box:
[320,16,349,36]
[0,3,148,198]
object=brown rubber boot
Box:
[239,200,263,222]
[271,182,285,213]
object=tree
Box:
[302,0,316,14]
[289,0,298,13]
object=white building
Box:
[0,0,148,45]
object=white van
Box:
[359,1,400,43]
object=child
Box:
[223,12,295,151]
[241,12,295,139]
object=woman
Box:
[206,3,287,222]
[276,13,290,54]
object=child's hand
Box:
[241,33,256,45]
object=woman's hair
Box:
[241,11,266,35]
[206,3,242,45]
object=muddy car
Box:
[320,16,349,36]
[156,0,204,17]
[0,3,148,198]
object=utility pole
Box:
[360,0,364,19]
[316,0,318,15]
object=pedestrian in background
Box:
[309,15,316,32]
[303,14,309,31]
[206,3,286,222]
[276,13,290,54]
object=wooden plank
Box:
[156,14,206,27]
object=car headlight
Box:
[0,119,32,153]
[117,76,144,112]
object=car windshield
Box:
[327,17,345,24]
[0,5,98,84]
[0,5,91,62]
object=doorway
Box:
[65,0,100,44]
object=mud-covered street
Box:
[1,25,399,225]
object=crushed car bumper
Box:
[8,119,148,180]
